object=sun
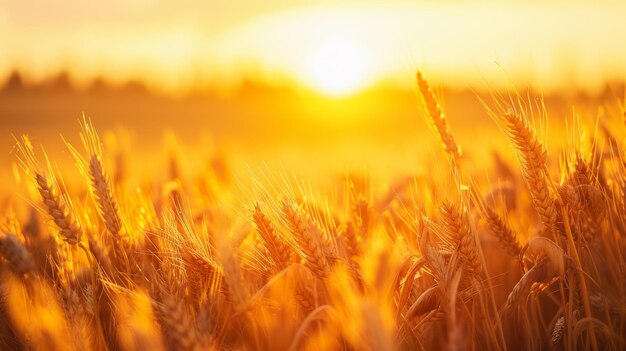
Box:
[301,40,373,98]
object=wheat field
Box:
[0,71,624,351]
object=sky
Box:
[0,0,625,96]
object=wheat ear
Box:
[441,201,481,276]
[252,204,291,268]
[416,70,462,159]
[282,201,330,278]
[89,155,123,236]
[159,296,200,351]
[483,206,522,257]
[36,173,82,245]
[501,112,559,233]
[0,233,34,275]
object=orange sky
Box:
[1,1,625,96]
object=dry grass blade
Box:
[504,257,550,310]
[406,285,440,320]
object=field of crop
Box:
[0,70,624,351]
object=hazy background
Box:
[1,0,625,94]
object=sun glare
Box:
[301,40,372,98]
